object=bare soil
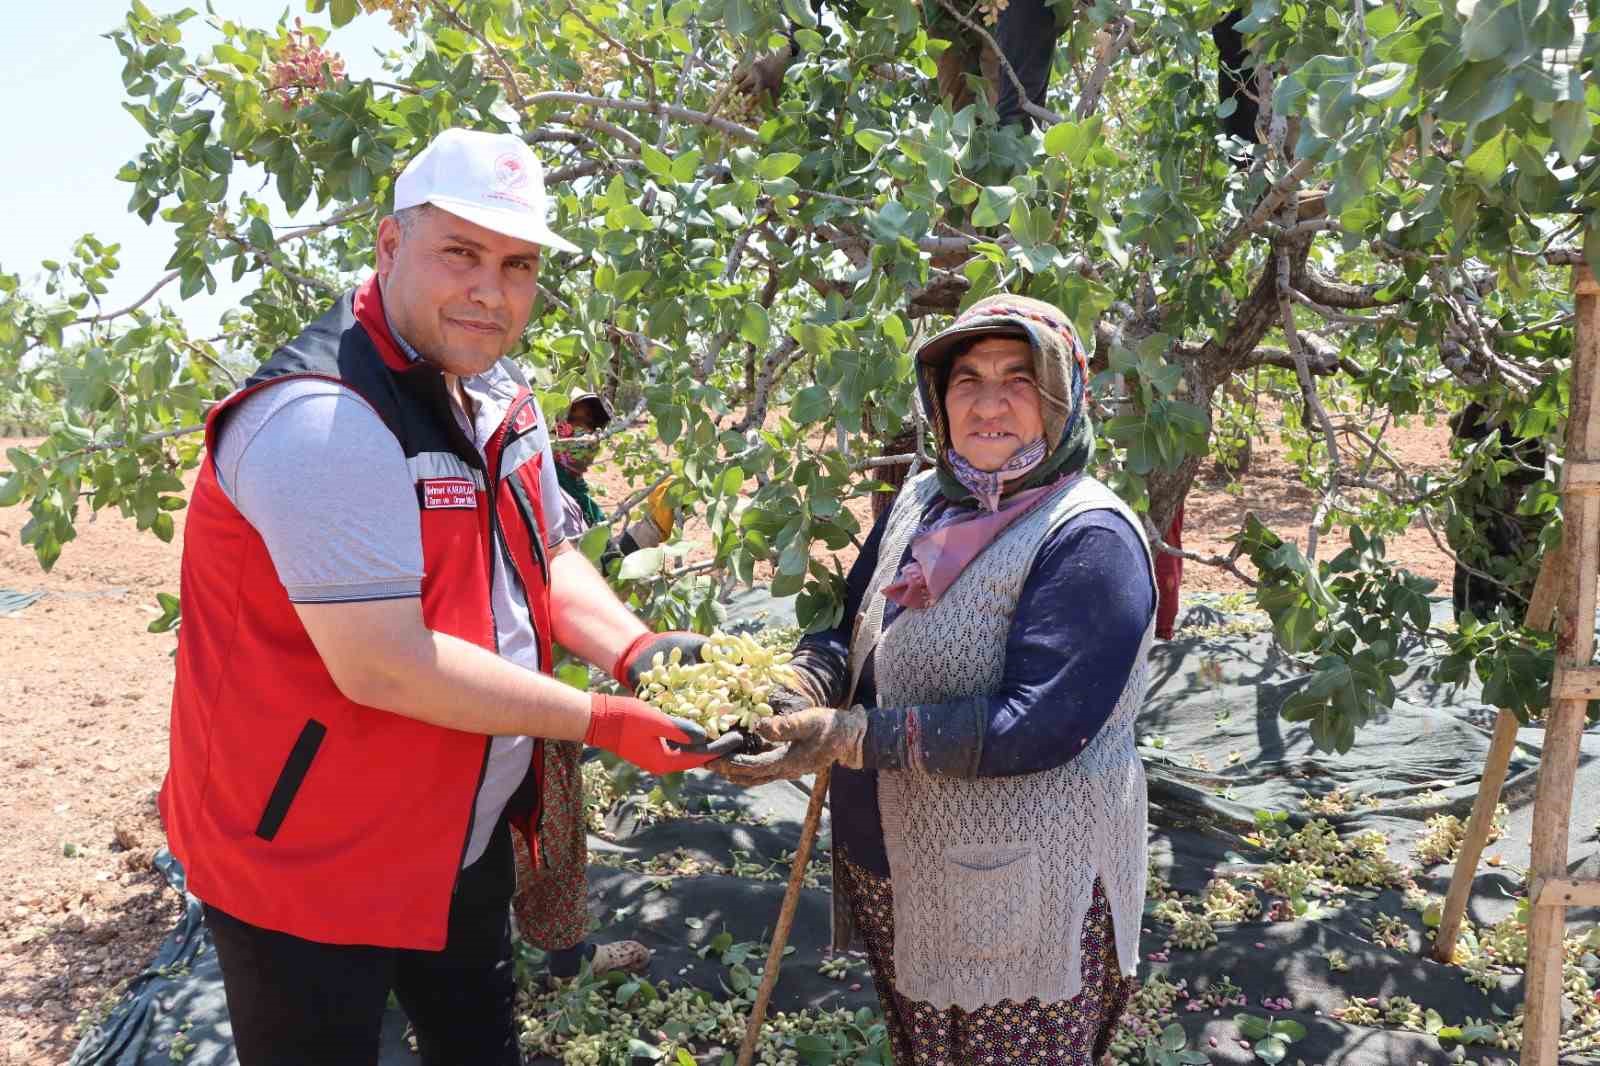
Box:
[0,414,1457,1063]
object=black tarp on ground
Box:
[70,594,1600,1065]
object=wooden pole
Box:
[1433,708,1521,962]
[1521,262,1600,1066]
[736,766,831,1066]
[1433,551,1564,963]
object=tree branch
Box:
[1145,516,1259,588]
[737,336,803,432]
[71,270,180,326]
[1277,234,1342,561]
[1296,265,1407,309]
[522,91,758,143]
[930,0,1063,127]
[1212,157,1318,266]
[1076,18,1131,119]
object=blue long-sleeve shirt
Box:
[802,493,1155,875]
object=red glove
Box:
[613,630,708,692]
[585,694,715,775]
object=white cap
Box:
[394,128,580,254]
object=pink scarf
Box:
[883,472,1076,610]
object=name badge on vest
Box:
[420,477,476,510]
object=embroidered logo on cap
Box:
[489,152,533,209]
[420,478,477,510]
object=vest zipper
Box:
[449,392,548,886]
[430,378,499,893]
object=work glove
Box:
[614,630,708,692]
[585,694,716,775]
[768,645,849,716]
[733,49,793,104]
[710,706,868,786]
[620,479,678,551]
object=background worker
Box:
[514,390,681,984]
[735,0,1067,130]
[160,128,712,1066]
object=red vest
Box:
[160,277,555,949]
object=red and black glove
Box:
[585,694,716,775]
[613,631,708,692]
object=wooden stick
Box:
[1434,548,1564,962]
[737,767,832,1066]
[1521,263,1600,1066]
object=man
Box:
[160,128,713,1066]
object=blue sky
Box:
[1,3,402,336]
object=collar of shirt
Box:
[383,306,426,366]
[382,306,523,451]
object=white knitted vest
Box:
[850,470,1153,1010]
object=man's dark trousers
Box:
[994,0,1065,128]
[204,821,522,1066]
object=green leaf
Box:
[329,0,358,27]
[793,1034,836,1064]
[1042,117,1099,165]
[1550,100,1592,166]
[613,270,652,302]
[790,385,832,424]
[618,546,665,580]
[641,145,674,180]
[1269,1019,1306,1040]
[1235,1014,1272,1040]
[972,185,1019,227]
[555,660,590,690]
[578,523,611,564]
[670,149,703,183]
[1255,1036,1289,1064]
[778,534,810,577]
[854,128,892,152]
[756,153,802,179]
[626,1037,663,1060]
[0,473,22,508]
[1459,0,1522,62]
[1355,63,1409,101]
[740,302,771,346]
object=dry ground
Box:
[0,414,1457,1063]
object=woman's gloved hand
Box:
[768,645,850,716]
[710,706,867,786]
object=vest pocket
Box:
[940,844,1041,960]
[254,719,327,841]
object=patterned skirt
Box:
[510,740,590,951]
[836,854,1130,1066]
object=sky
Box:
[1,2,403,337]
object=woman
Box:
[716,295,1154,1064]
[510,391,659,986]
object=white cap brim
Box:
[423,194,581,255]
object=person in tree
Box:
[512,391,679,985]
[1446,401,1548,623]
[551,390,678,564]
[715,296,1153,1063]
[735,0,1069,129]
[159,128,715,1066]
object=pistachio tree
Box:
[1,0,1596,749]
